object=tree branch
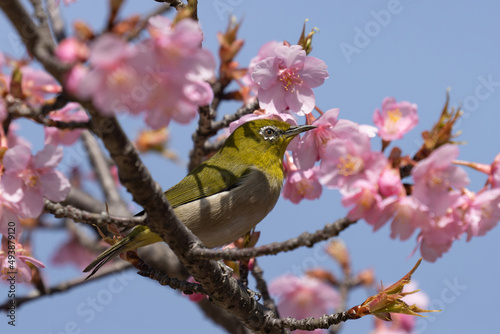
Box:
[211,99,259,133]
[193,218,357,261]
[137,262,207,295]
[46,0,66,42]
[44,199,144,230]
[125,4,172,41]
[81,131,130,216]
[267,312,354,332]
[252,260,279,317]
[6,95,90,130]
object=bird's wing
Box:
[165,159,251,208]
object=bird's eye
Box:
[260,126,279,141]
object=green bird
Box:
[84,119,315,278]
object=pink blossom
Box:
[282,163,322,204]
[378,168,404,197]
[1,145,71,218]
[250,44,328,115]
[44,102,89,146]
[51,233,96,269]
[55,37,89,63]
[418,212,464,262]
[20,66,62,106]
[269,274,340,332]
[135,17,215,128]
[0,190,21,237]
[242,41,282,101]
[0,237,45,284]
[74,34,141,115]
[373,97,418,141]
[293,109,362,170]
[387,196,430,241]
[340,180,392,228]
[319,137,387,190]
[490,153,500,188]
[64,64,88,96]
[412,144,469,216]
[464,188,500,240]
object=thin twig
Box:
[194,218,357,261]
[46,0,66,42]
[125,4,172,41]
[252,260,279,317]
[6,96,90,130]
[211,99,259,132]
[81,131,130,216]
[137,262,207,295]
[29,0,54,47]
[44,199,143,230]
[154,0,187,10]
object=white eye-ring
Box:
[260,126,279,141]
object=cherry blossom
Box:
[463,188,500,240]
[319,137,387,190]
[44,102,89,146]
[378,168,404,198]
[387,196,430,241]
[250,44,328,115]
[74,33,141,115]
[20,66,62,106]
[0,189,21,237]
[373,97,418,141]
[269,274,340,333]
[418,211,464,262]
[412,144,469,216]
[1,145,71,218]
[55,37,89,63]
[0,236,45,284]
[282,161,322,204]
[293,108,362,170]
[340,179,393,228]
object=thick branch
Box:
[194,218,357,261]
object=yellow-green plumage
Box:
[84,119,315,278]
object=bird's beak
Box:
[284,124,316,138]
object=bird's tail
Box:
[83,225,162,279]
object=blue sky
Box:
[1,1,500,333]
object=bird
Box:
[83,119,315,278]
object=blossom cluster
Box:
[61,16,216,129]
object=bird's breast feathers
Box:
[173,167,282,248]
